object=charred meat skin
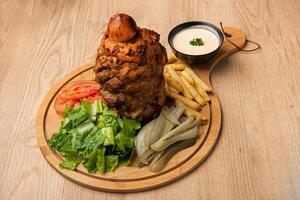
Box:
[94,13,167,121]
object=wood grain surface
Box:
[0,0,299,199]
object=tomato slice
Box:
[54,96,80,115]
[61,83,100,92]
[54,80,104,115]
[60,88,99,100]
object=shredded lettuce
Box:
[59,159,81,170]
[105,155,119,172]
[48,100,140,173]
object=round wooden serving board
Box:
[36,27,246,192]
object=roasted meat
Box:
[94,13,167,121]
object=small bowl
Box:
[168,21,224,65]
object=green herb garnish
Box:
[189,38,204,46]
[48,100,141,173]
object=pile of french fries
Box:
[164,56,211,120]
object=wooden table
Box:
[1,0,299,199]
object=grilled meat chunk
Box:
[94,13,167,121]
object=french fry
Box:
[164,71,171,79]
[184,67,211,92]
[181,70,195,86]
[169,86,180,94]
[175,100,202,118]
[200,116,208,125]
[164,67,168,73]
[164,81,170,95]
[169,92,201,111]
[195,84,211,102]
[167,67,193,99]
[175,100,208,124]
[167,55,177,64]
[164,73,171,79]
[166,63,186,71]
[174,99,183,107]
[167,79,183,92]
[164,75,173,81]
[180,75,205,105]
[185,108,201,118]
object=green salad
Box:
[48,100,141,173]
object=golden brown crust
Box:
[107,13,138,43]
[100,28,163,65]
[94,14,167,121]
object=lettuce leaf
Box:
[105,155,119,172]
[48,100,141,173]
[96,148,106,173]
[82,127,104,151]
[59,159,81,170]
[115,133,134,153]
[83,149,98,173]
[121,118,141,136]
[102,127,115,146]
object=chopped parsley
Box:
[189,38,204,46]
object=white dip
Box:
[172,27,220,55]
